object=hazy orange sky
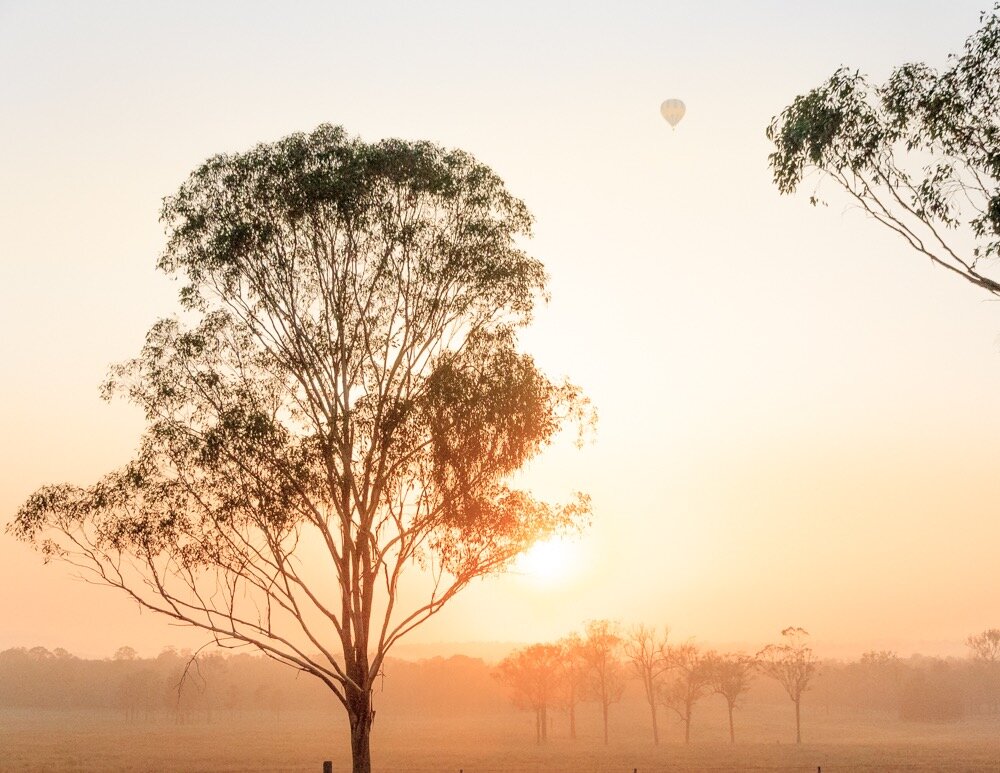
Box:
[3,0,999,660]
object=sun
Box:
[514,536,579,587]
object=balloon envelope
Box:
[660,99,686,128]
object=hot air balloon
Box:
[660,99,685,129]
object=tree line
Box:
[0,646,496,722]
[494,624,1000,745]
[3,627,999,743]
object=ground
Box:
[2,704,1000,772]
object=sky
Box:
[2,0,999,660]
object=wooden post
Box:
[322,762,332,773]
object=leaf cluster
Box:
[767,5,1000,294]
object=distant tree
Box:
[768,5,1000,298]
[848,650,904,713]
[113,646,138,661]
[704,651,755,743]
[623,624,670,744]
[495,643,563,743]
[580,620,626,744]
[756,627,819,744]
[967,629,1000,662]
[966,629,1000,713]
[556,632,587,740]
[9,125,592,773]
[659,642,711,744]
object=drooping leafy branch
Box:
[768,5,1000,296]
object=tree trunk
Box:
[684,711,691,744]
[535,709,541,744]
[569,700,576,740]
[728,702,735,744]
[346,665,374,773]
[602,699,609,745]
[349,709,373,773]
[649,699,659,745]
[794,696,801,744]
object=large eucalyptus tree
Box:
[11,124,590,773]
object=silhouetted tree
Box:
[704,651,755,743]
[849,650,904,713]
[967,629,1000,662]
[580,620,626,744]
[556,632,587,740]
[757,627,819,744]
[495,643,563,743]
[768,5,1000,298]
[660,642,711,744]
[9,124,592,773]
[623,624,670,745]
[966,629,1000,713]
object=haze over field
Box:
[3,0,1000,670]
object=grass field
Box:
[2,706,999,772]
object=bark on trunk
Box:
[346,664,373,773]
[349,710,373,773]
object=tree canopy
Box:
[757,627,818,744]
[495,643,564,743]
[9,124,591,773]
[767,5,1000,296]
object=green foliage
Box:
[767,5,1000,295]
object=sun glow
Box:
[514,536,578,587]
